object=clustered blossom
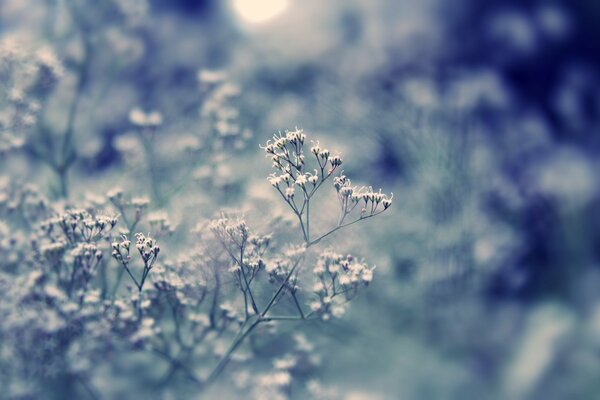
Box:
[334,174,393,219]
[264,245,306,285]
[0,179,49,225]
[192,68,252,169]
[199,69,245,139]
[262,128,392,246]
[0,132,25,154]
[0,39,64,161]
[130,317,161,344]
[232,332,321,400]
[112,232,160,296]
[129,107,163,128]
[107,188,150,232]
[209,214,250,247]
[175,69,252,193]
[310,249,375,320]
[263,128,342,195]
[111,234,132,262]
[147,210,176,237]
[40,209,118,245]
[134,232,160,266]
[18,207,119,310]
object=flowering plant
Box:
[0,124,391,398]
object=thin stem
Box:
[262,315,316,322]
[238,241,259,315]
[205,319,261,385]
[209,267,220,328]
[76,375,100,400]
[56,31,93,198]
[139,265,150,291]
[308,210,387,248]
[217,235,260,315]
[119,260,141,290]
[141,128,163,205]
[290,290,305,319]
[305,199,310,242]
[57,167,69,198]
[262,256,303,317]
[296,210,308,243]
[151,347,201,384]
[274,185,308,241]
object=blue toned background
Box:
[1,0,600,399]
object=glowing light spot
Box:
[231,0,290,24]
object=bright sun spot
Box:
[231,0,290,24]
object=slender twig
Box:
[308,210,386,247]
[209,266,220,328]
[118,260,141,290]
[305,198,310,241]
[238,240,259,315]
[151,348,201,384]
[261,256,303,317]
[204,318,261,385]
[76,375,100,400]
[290,290,305,319]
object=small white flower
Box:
[129,107,162,128]
[131,196,150,208]
[285,187,295,199]
[312,282,326,293]
[331,305,346,318]
[295,174,307,187]
[339,275,351,286]
[313,264,325,275]
[197,69,226,84]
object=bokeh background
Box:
[2,0,600,399]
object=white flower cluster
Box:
[39,240,67,262]
[70,242,104,278]
[198,69,246,140]
[0,132,24,154]
[107,188,150,232]
[112,232,159,267]
[147,210,175,237]
[0,179,49,225]
[309,249,375,320]
[70,242,103,261]
[32,208,118,295]
[40,209,118,244]
[0,39,63,145]
[0,38,63,86]
[265,245,306,284]
[262,128,392,245]
[112,232,159,300]
[209,214,248,240]
[264,128,342,194]
[111,234,132,262]
[151,260,206,306]
[130,317,161,344]
[129,107,163,128]
[334,174,393,217]
[134,232,160,265]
